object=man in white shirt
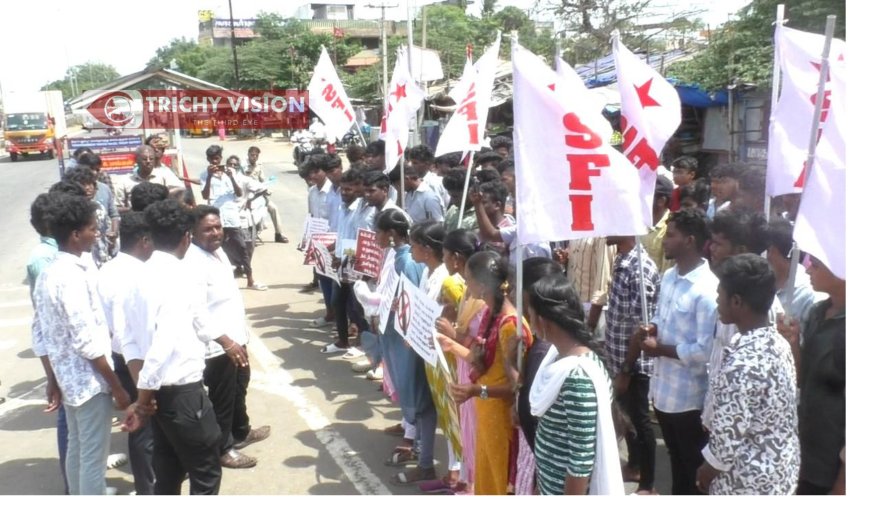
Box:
[304,154,337,326]
[115,145,184,212]
[406,145,450,211]
[121,200,223,495]
[244,146,289,243]
[97,211,155,495]
[186,205,271,469]
[33,194,130,495]
[200,145,266,291]
[403,165,444,223]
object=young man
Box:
[669,156,703,212]
[66,168,113,267]
[364,140,386,172]
[200,145,266,291]
[185,205,271,470]
[97,211,155,495]
[403,165,444,223]
[557,236,615,335]
[633,208,718,495]
[496,158,516,216]
[489,135,513,157]
[130,182,170,212]
[406,145,450,210]
[678,180,711,212]
[362,171,403,216]
[605,235,661,495]
[244,146,289,243]
[122,200,223,495]
[441,168,478,232]
[778,255,845,495]
[765,218,826,323]
[731,168,766,214]
[33,193,131,495]
[305,154,337,326]
[115,145,184,212]
[476,181,514,256]
[433,151,463,176]
[707,162,747,218]
[471,185,550,265]
[641,174,675,273]
[323,169,372,355]
[696,254,800,495]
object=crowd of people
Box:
[25,132,845,496]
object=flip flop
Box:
[247,283,268,291]
[391,467,437,486]
[321,343,348,354]
[384,448,418,467]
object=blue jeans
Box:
[65,392,112,495]
[58,405,69,494]
[318,275,334,313]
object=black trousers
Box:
[223,227,251,277]
[331,281,369,346]
[232,347,252,443]
[618,373,656,491]
[654,408,708,495]
[152,382,222,495]
[112,353,155,495]
[796,480,831,495]
[203,354,238,455]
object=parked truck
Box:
[2,90,66,161]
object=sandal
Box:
[220,449,257,469]
[384,448,418,467]
[419,479,454,494]
[391,466,437,486]
[383,423,404,436]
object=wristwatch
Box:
[479,385,489,400]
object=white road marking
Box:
[246,331,392,495]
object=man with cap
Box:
[641,175,675,273]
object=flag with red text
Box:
[613,37,681,226]
[793,35,846,279]
[435,34,501,156]
[513,42,648,244]
[767,25,846,197]
[307,47,355,142]
[383,47,426,173]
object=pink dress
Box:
[457,308,485,485]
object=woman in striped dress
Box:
[527,274,623,495]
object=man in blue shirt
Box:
[633,208,718,495]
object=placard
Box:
[310,239,340,284]
[299,215,330,252]
[394,274,443,367]
[353,229,383,278]
[375,251,399,334]
[303,232,336,265]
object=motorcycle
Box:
[291,129,328,170]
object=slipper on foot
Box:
[341,347,365,360]
[321,343,348,354]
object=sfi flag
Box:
[613,37,681,227]
[383,46,426,173]
[307,47,355,142]
[793,37,846,279]
[766,25,846,197]
[512,42,649,244]
[435,33,501,156]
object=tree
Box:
[148,38,228,78]
[42,62,120,100]
[670,0,846,91]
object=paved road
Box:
[0,135,673,495]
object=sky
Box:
[0,0,771,96]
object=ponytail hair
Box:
[409,220,446,261]
[467,251,510,335]
[375,208,411,240]
[528,273,601,354]
[443,228,478,260]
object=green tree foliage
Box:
[41,62,120,100]
[670,0,846,91]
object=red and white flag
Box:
[613,37,681,226]
[383,46,425,173]
[307,47,355,142]
[513,42,649,244]
[793,39,846,279]
[766,25,846,197]
[435,34,501,156]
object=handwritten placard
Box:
[311,239,340,284]
[376,259,400,335]
[353,229,384,278]
[395,274,443,367]
[299,215,330,252]
[304,232,336,265]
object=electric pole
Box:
[228,0,241,89]
[366,2,398,117]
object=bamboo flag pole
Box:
[784,14,837,322]
[510,30,525,375]
[765,4,786,220]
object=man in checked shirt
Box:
[605,235,661,494]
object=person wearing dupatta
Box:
[527,274,623,495]
[444,251,533,495]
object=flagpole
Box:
[457,152,475,222]
[509,30,526,377]
[765,4,786,220]
[353,119,368,147]
[784,14,837,321]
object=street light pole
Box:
[228,0,241,89]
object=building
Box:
[198,10,259,48]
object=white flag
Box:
[448,49,474,105]
[613,37,681,226]
[435,34,501,156]
[383,47,426,173]
[307,47,356,142]
[513,42,649,244]
[793,44,846,279]
[767,25,847,197]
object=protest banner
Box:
[308,46,357,142]
[394,274,443,367]
[299,215,331,253]
[310,239,340,284]
[353,229,384,278]
[376,263,400,335]
[304,232,336,265]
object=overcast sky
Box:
[0,0,812,95]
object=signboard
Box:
[394,274,443,367]
[353,229,383,278]
[68,135,142,174]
